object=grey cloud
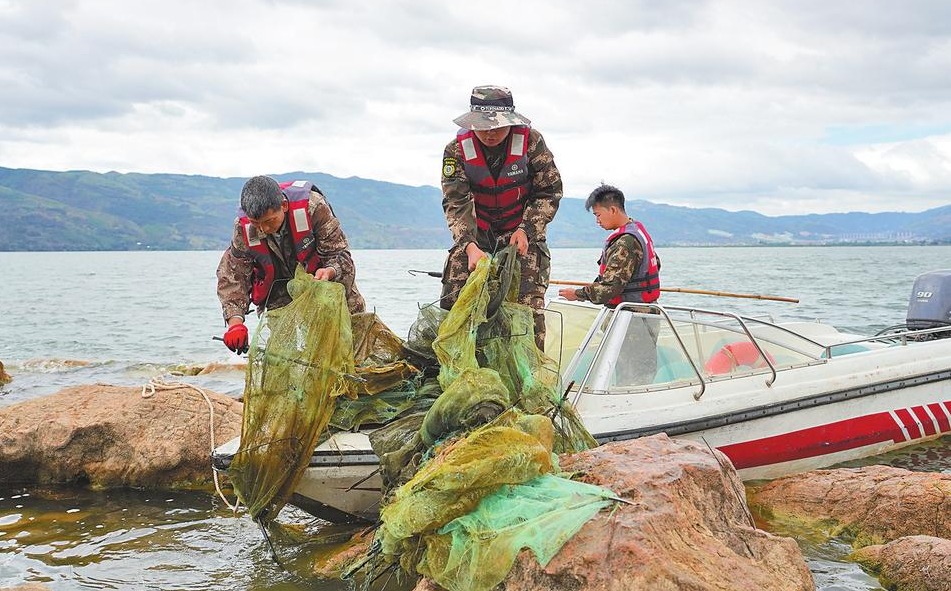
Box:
[2,0,950,215]
[779,1,951,38]
[0,1,257,126]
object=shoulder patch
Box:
[442,157,457,178]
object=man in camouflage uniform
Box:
[559,184,662,386]
[440,85,562,350]
[216,175,365,354]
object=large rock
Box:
[748,466,951,546]
[312,530,374,579]
[0,360,11,385]
[500,434,813,591]
[852,536,951,591]
[0,384,242,488]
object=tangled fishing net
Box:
[227,249,613,591]
[227,267,356,523]
[362,247,611,591]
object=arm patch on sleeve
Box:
[442,157,457,178]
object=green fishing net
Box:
[224,251,612,590]
[351,311,404,366]
[227,269,432,523]
[361,247,610,591]
[329,313,432,434]
[377,409,557,567]
[227,266,356,523]
[432,247,595,454]
[420,367,510,447]
[418,474,616,591]
[375,408,615,591]
[368,368,511,502]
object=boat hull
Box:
[228,370,949,521]
[662,375,950,480]
[292,464,383,521]
[211,306,951,522]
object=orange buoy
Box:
[705,341,775,375]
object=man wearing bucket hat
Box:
[440,85,563,350]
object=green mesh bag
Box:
[377,410,557,564]
[419,367,511,447]
[351,311,405,366]
[327,311,427,433]
[349,311,420,396]
[346,248,611,591]
[364,379,445,497]
[374,409,614,591]
[432,247,595,453]
[418,474,616,591]
[227,266,355,523]
[328,381,435,433]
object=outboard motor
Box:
[906,269,951,339]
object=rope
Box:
[141,377,242,513]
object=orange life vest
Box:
[457,126,532,232]
[599,220,660,306]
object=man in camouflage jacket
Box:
[559,184,662,386]
[440,85,563,350]
[216,175,365,354]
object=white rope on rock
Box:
[141,377,242,513]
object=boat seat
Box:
[570,345,697,388]
[653,346,697,383]
[821,343,872,358]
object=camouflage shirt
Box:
[215,188,365,322]
[576,231,644,305]
[441,127,562,247]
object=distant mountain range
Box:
[1,166,948,251]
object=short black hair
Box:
[240,175,284,218]
[585,184,625,212]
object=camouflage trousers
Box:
[440,232,551,350]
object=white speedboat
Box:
[212,270,951,522]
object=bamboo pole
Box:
[550,279,800,303]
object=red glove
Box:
[223,323,249,355]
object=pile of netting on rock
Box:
[227,247,618,591]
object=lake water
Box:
[1,246,950,590]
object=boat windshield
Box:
[545,301,828,394]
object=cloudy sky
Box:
[3,0,951,215]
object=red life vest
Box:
[239,180,322,306]
[457,126,532,232]
[599,220,660,306]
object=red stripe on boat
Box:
[930,403,951,432]
[912,406,937,436]
[894,408,923,440]
[719,411,909,469]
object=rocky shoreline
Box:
[749,466,951,591]
[0,383,241,489]
[1,382,948,591]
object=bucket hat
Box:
[452,85,532,131]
